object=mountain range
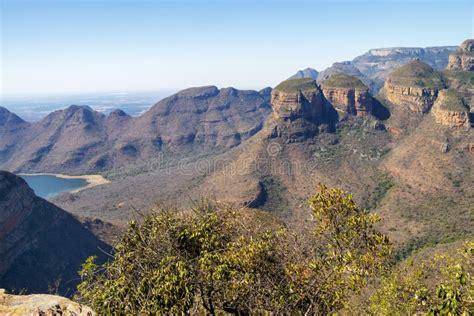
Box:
[0,87,271,174]
[291,45,458,93]
[0,40,473,295]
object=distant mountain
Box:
[288,68,319,80]
[293,46,458,93]
[0,87,272,173]
[0,171,110,295]
[352,46,457,91]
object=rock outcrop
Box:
[0,289,94,315]
[269,79,326,142]
[0,171,110,295]
[271,79,324,121]
[383,60,444,113]
[447,39,474,71]
[321,74,372,116]
[432,89,471,128]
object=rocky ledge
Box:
[447,39,474,71]
[432,89,471,128]
[321,74,372,116]
[383,60,443,113]
[0,289,94,316]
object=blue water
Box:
[20,175,89,199]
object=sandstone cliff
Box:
[321,74,372,116]
[269,79,326,142]
[432,89,471,128]
[0,171,110,295]
[447,39,474,71]
[0,289,94,316]
[382,60,444,113]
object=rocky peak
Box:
[321,74,372,116]
[0,106,25,126]
[107,109,131,123]
[447,39,474,71]
[259,87,273,102]
[432,89,471,128]
[383,60,444,113]
[108,109,129,118]
[41,105,104,128]
[288,67,319,80]
[460,39,474,53]
[175,85,220,99]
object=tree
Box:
[368,241,473,316]
[77,185,391,314]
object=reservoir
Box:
[19,174,89,199]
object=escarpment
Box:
[447,39,474,71]
[382,60,444,113]
[432,89,471,128]
[321,74,372,116]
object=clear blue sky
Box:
[1,0,472,96]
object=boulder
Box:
[0,289,94,316]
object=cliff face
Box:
[321,74,372,116]
[269,79,326,142]
[271,88,324,121]
[0,171,110,295]
[447,39,474,71]
[432,90,471,128]
[382,60,443,113]
[384,83,438,113]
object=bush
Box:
[77,185,391,314]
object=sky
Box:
[0,0,473,97]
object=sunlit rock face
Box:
[432,89,471,128]
[321,74,372,116]
[447,39,474,71]
[382,60,444,113]
[269,79,326,142]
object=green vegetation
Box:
[260,175,289,213]
[274,78,319,93]
[367,242,473,315]
[365,173,395,209]
[321,74,368,90]
[75,185,473,315]
[77,185,391,314]
[437,89,469,112]
[444,69,474,86]
[388,60,445,89]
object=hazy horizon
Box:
[1,0,473,96]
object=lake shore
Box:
[17,173,110,193]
